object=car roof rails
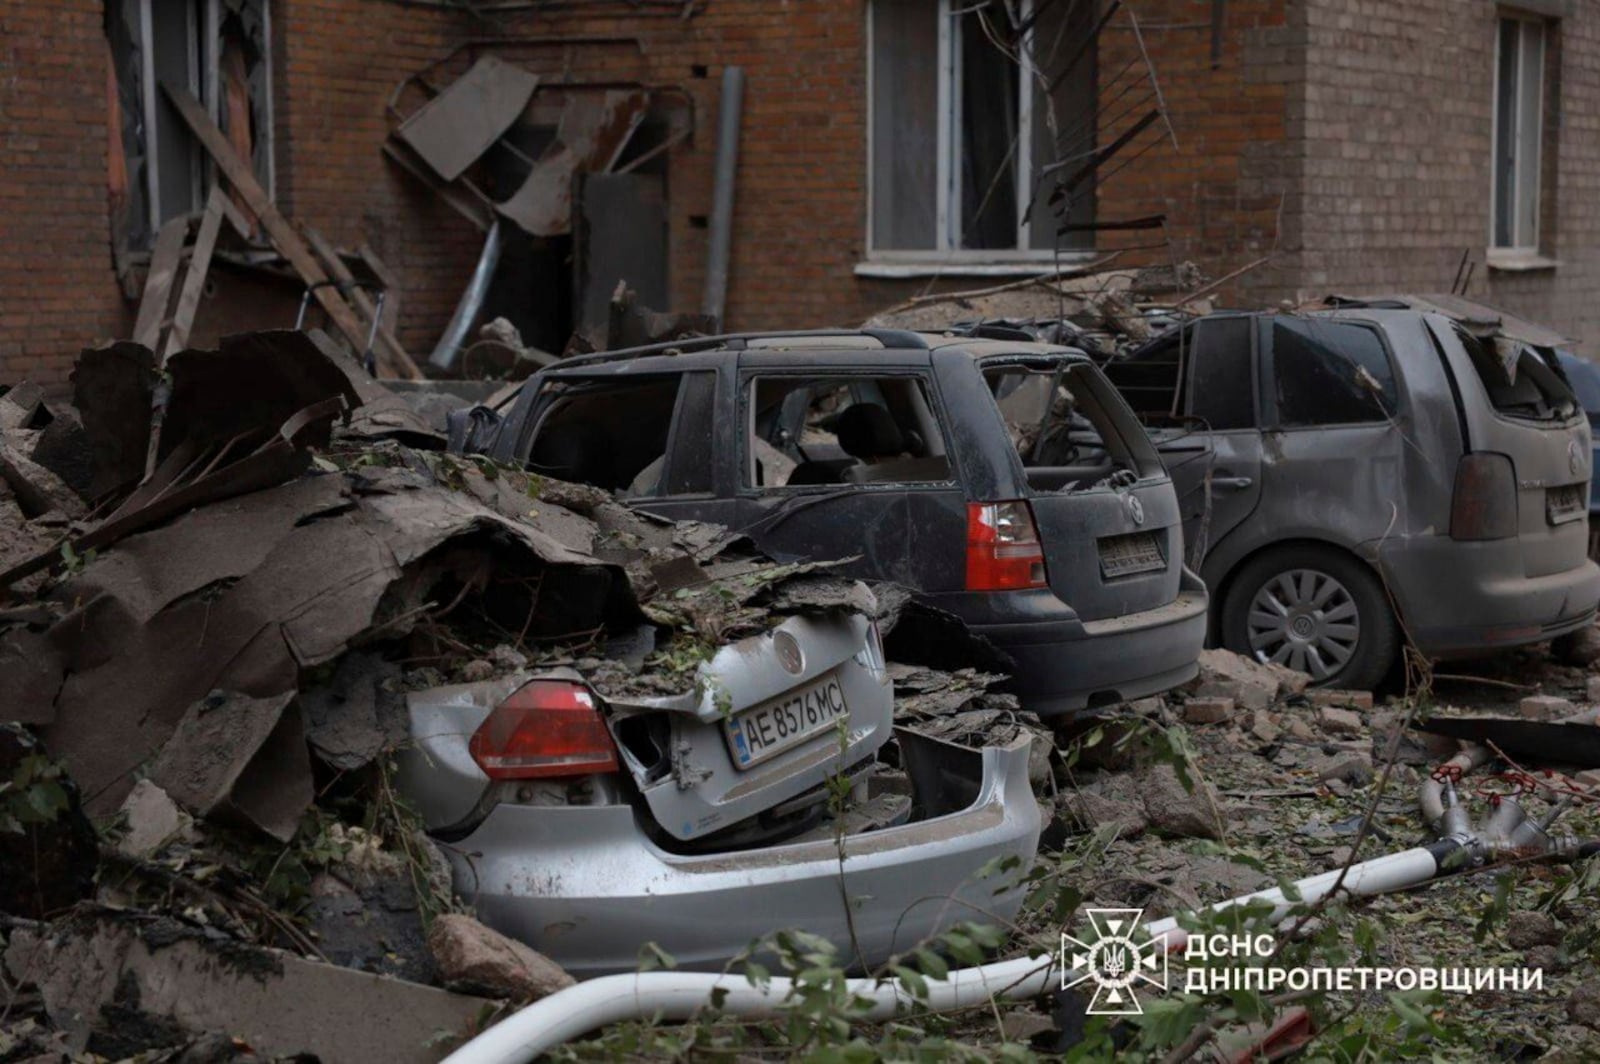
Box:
[556,328,931,369]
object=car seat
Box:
[835,404,949,484]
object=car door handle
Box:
[1211,475,1253,490]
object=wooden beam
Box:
[161,81,423,379]
[302,226,415,378]
[132,215,189,348]
[161,185,226,362]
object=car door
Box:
[730,363,967,591]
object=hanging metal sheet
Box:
[395,56,540,182]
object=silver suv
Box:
[1105,305,1600,689]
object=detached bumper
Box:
[445,731,1042,977]
[967,587,1209,715]
[1378,536,1600,654]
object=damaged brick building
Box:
[3,0,1598,384]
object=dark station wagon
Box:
[453,329,1209,715]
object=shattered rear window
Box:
[1451,325,1577,423]
[982,359,1158,488]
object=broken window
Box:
[1451,326,1576,424]
[1492,14,1548,252]
[1103,328,1189,423]
[107,0,273,249]
[1269,319,1397,428]
[982,359,1156,490]
[524,376,685,496]
[746,376,951,487]
[868,0,1097,258]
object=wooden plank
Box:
[132,215,189,348]
[161,185,226,362]
[357,241,401,335]
[161,81,423,379]
[302,226,415,377]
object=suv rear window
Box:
[1452,325,1577,422]
[982,358,1158,490]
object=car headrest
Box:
[835,403,905,460]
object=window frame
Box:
[118,0,276,246]
[864,0,1092,267]
[1490,12,1548,255]
[1260,317,1404,432]
[1183,316,1260,433]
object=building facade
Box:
[0,0,1595,384]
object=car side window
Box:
[1187,317,1255,430]
[1104,326,1189,423]
[1269,318,1398,427]
[745,375,951,488]
[524,374,683,496]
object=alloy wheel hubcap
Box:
[1246,568,1360,681]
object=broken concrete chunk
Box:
[1315,753,1374,787]
[427,913,575,1001]
[1183,696,1235,725]
[1248,709,1281,744]
[1139,762,1225,841]
[148,690,312,843]
[1307,688,1374,711]
[114,779,192,860]
[1061,772,1149,840]
[1520,694,1575,721]
[1187,648,1280,712]
[300,651,406,771]
[1317,706,1365,736]
[5,913,491,1063]
[1505,910,1562,950]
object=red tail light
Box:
[965,501,1048,591]
[1450,452,1517,541]
[468,680,619,780]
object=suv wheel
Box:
[1221,545,1398,691]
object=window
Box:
[1104,328,1189,423]
[525,377,684,496]
[1269,320,1398,428]
[1451,326,1575,423]
[868,0,1096,260]
[982,357,1159,490]
[108,0,274,249]
[1492,14,1548,252]
[1188,317,1255,431]
[746,376,951,487]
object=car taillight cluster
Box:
[965,501,1048,591]
[1450,452,1517,541]
[469,679,620,780]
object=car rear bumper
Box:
[1377,536,1600,654]
[964,586,1209,715]
[444,730,1041,977]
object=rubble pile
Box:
[0,329,939,1060]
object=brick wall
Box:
[6,1,1600,384]
[0,1,128,384]
[1093,0,1297,308]
[1285,0,1600,353]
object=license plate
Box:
[1547,484,1586,526]
[1098,531,1165,578]
[723,674,848,769]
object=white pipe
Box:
[440,846,1449,1064]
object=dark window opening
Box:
[1104,327,1189,424]
[1454,326,1576,423]
[526,377,682,495]
[1189,317,1255,431]
[1270,319,1398,428]
[747,376,951,487]
[983,359,1156,491]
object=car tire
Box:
[1221,545,1399,691]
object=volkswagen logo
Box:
[1125,493,1146,527]
[773,630,804,675]
[1571,439,1586,476]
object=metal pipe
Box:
[430,221,503,373]
[701,66,744,327]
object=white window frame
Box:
[1490,12,1546,255]
[864,0,1090,272]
